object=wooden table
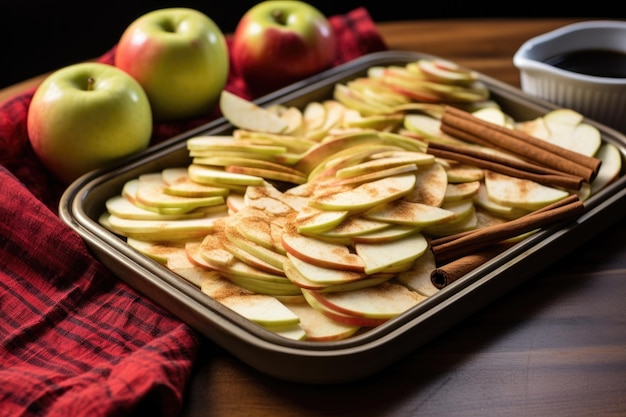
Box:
[3,18,625,417]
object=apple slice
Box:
[444,162,485,183]
[301,289,388,327]
[308,173,417,212]
[351,224,418,244]
[285,252,366,286]
[590,142,622,194]
[219,90,289,133]
[484,170,570,211]
[265,104,303,134]
[225,164,307,184]
[161,167,231,198]
[404,163,448,207]
[396,249,439,296]
[188,163,265,187]
[330,164,418,187]
[102,212,221,241]
[315,216,391,240]
[304,281,426,319]
[472,182,529,219]
[302,101,326,131]
[414,59,479,85]
[335,153,434,179]
[225,219,287,270]
[105,195,209,221]
[364,199,456,227]
[444,180,480,202]
[187,135,288,155]
[281,222,365,272]
[355,232,428,274]
[134,179,225,211]
[294,206,349,234]
[283,301,360,341]
[422,202,478,237]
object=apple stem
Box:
[272,9,287,25]
[87,77,95,91]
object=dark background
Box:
[1,1,624,89]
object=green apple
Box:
[27,62,152,184]
[231,0,337,95]
[115,8,229,121]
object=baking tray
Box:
[59,50,626,384]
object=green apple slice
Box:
[331,164,418,187]
[225,165,307,185]
[472,182,529,219]
[294,206,349,234]
[283,301,360,341]
[315,216,391,239]
[221,294,301,327]
[355,233,428,274]
[444,180,480,202]
[364,199,456,227]
[161,167,230,197]
[104,212,221,241]
[484,170,570,211]
[445,162,485,183]
[219,90,289,133]
[396,249,439,297]
[304,281,426,319]
[590,142,622,194]
[106,195,208,220]
[225,220,287,270]
[188,164,264,187]
[134,180,225,211]
[187,135,288,155]
[351,224,418,243]
[422,203,478,237]
[265,104,303,134]
[335,153,434,179]
[308,173,416,212]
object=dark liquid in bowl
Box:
[543,49,626,78]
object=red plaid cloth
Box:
[0,8,386,417]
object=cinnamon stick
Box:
[430,243,514,289]
[430,194,585,264]
[440,106,602,182]
[427,141,583,190]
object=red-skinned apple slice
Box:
[283,301,360,341]
[281,221,365,272]
[304,282,426,319]
[301,289,388,327]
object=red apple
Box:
[231,0,337,96]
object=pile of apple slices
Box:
[98,59,623,342]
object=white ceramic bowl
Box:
[514,20,626,133]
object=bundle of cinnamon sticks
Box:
[426,106,595,288]
[428,106,602,190]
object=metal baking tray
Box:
[59,50,626,384]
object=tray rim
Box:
[59,50,626,383]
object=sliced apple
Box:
[285,252,366,286]
[364,199,456,227]
[281,222,365,272]
[304,281,426,319]
[308,173,417,212]
[283,301,360,341]
[395,249,439,296]
[301,289,388,327]
[188,164,265,187]
[484,170,570,211]
[444,180,480,202]
[102,212,221,241]
[219,90,289,134]
[355,233,428,274]
[590,142,622,194]
[294,206,349,234]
